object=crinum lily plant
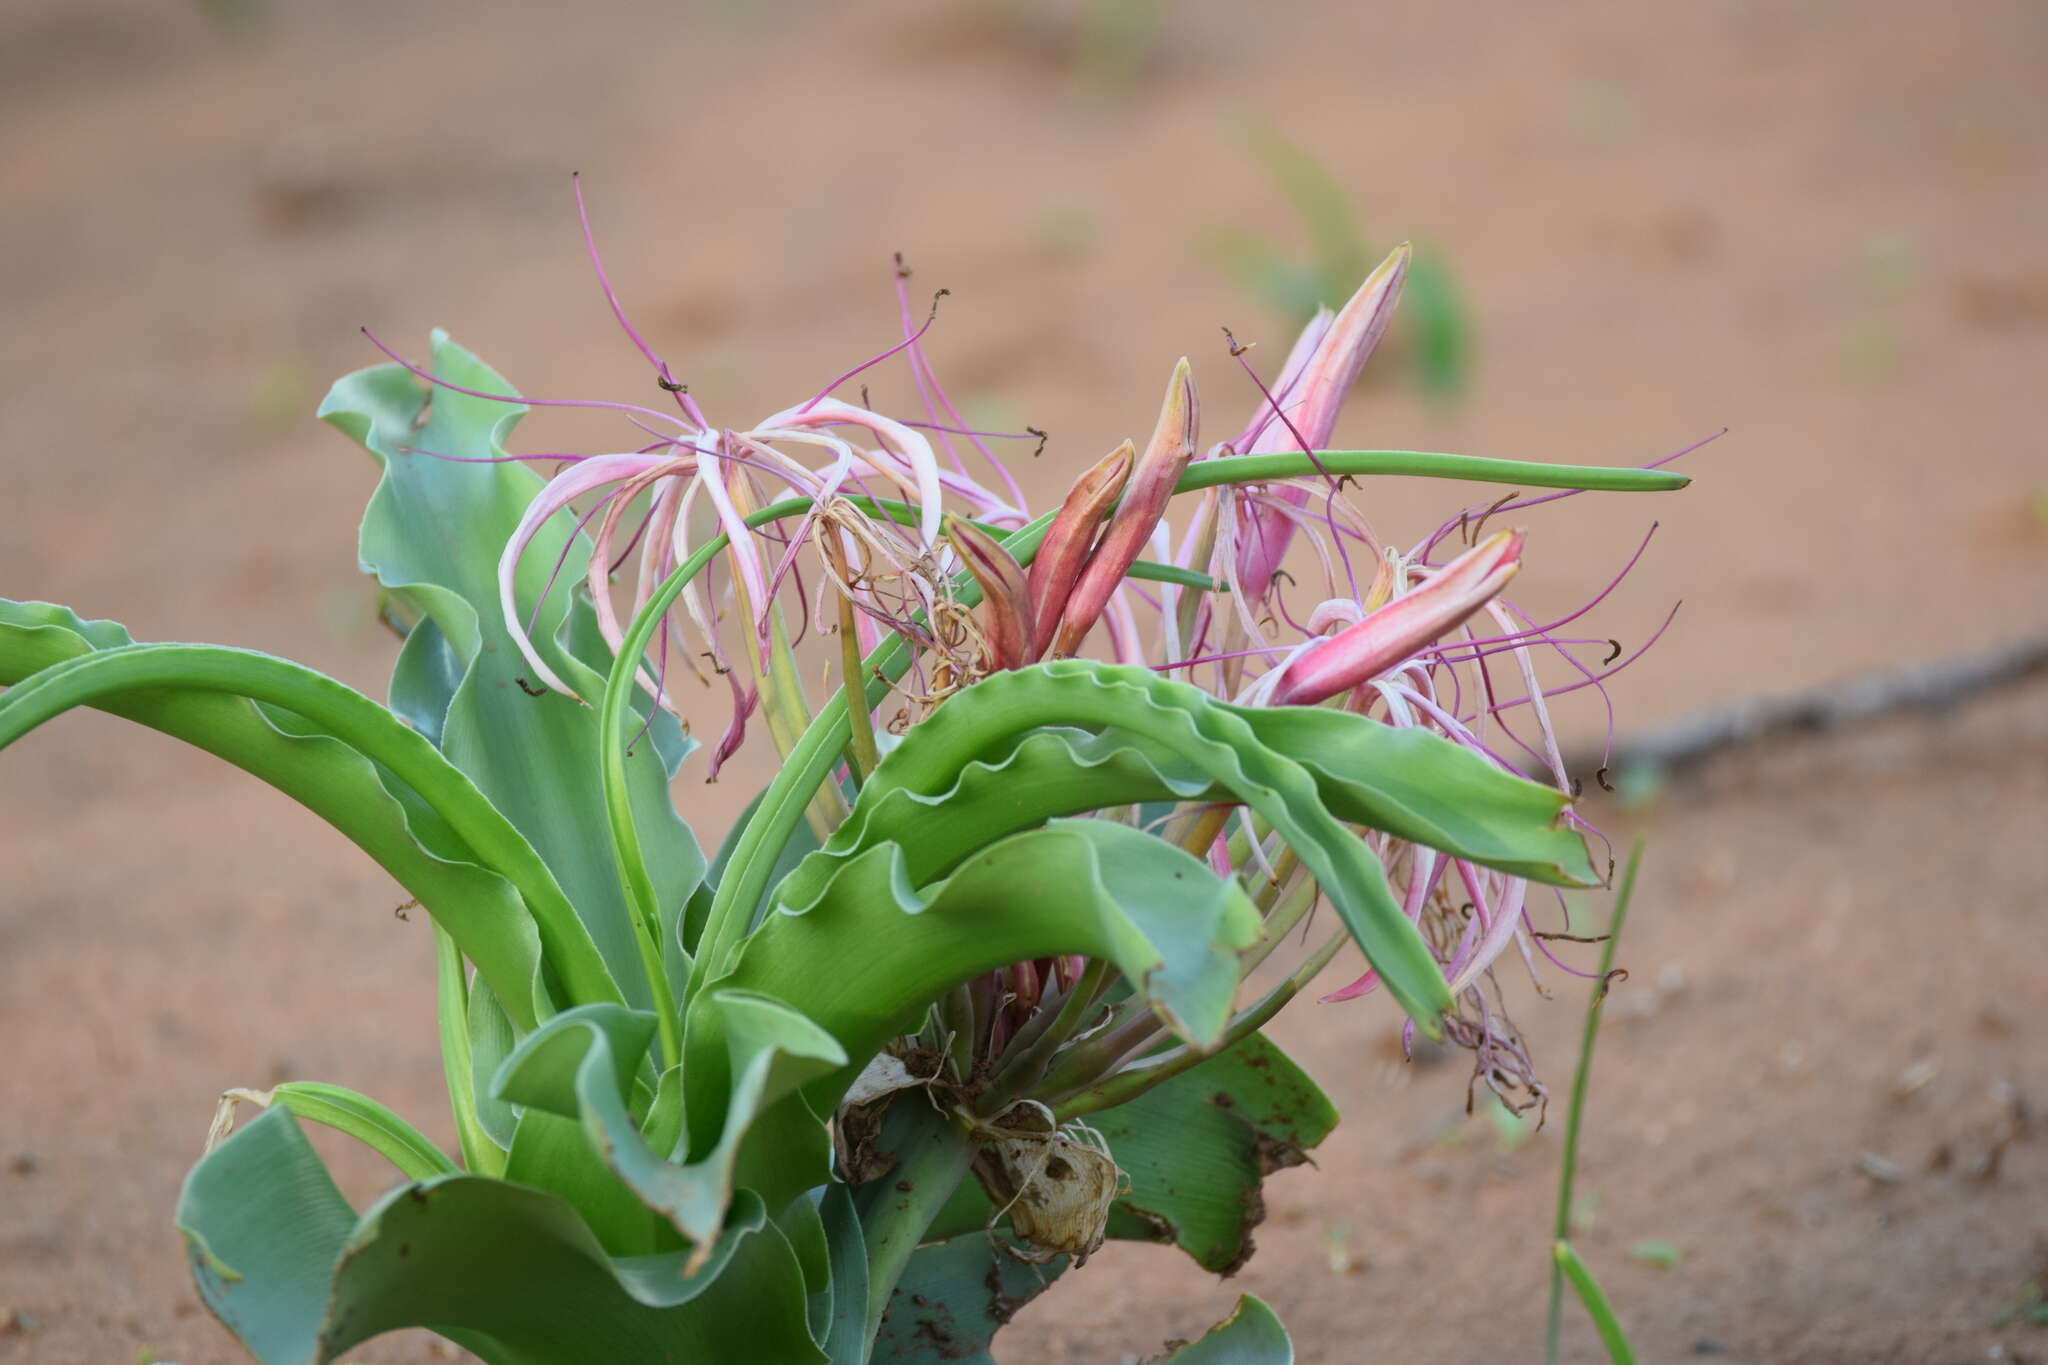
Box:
[0,195,1691,1363]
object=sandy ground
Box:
[2,0,2045,1361]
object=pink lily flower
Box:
[1268,528,1523,706]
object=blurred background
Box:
[2,1,2043,1361]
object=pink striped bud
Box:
[944,515,1032,672]
[1052,358,1198,657]
[1253,243,1409,456]
[1235,244,1410,593]
[1026,440,1134,660]
[1269,529,1523,706]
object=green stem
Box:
[855,1102,976,1343]
[1546,838,1645,1364]
[825,537,881,786]
[1055,927,1346,1120]
[1239,860,1316,974]
[1178,449,1689,494]
[433,927,503,1177]
[979,959,1111,1115]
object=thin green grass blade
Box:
[1554,1241,1638,1365]
[1547,838,1645,1363]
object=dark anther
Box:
[1221,326,1251,357]
[514,675,547,697]
[657,376,688,393]
[1269,569,1296,588]
[1570,776,1585,798]
[1026,426,1049,458]
[1603,639,1623,665]
[1470,492,1518,544]
[860,384,872,409]
[699,651,731,677]
[1534,930,1612,944]
[893,251,910,279]
[1595,766,1615,792]
[927,288,949,322]
[1591,967,1630,1008]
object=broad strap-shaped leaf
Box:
[179,1106,823,1365]
[1160,1295,1295,1363]
[788,700,1592,901]
[681,819,1262,1224]
[781,660,1451,1032]
[321,333,704,1010]
[816,1184,870,1365]
[777,725,1216,901]
[868,1231,1068,1365]
[1091,1031,1337,1273]
[0,601,599,1029]
[918,1030,1336,1277]
[1225,703,1596,885]
[493,999,845,1254]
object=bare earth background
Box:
[2,1,2045,1362]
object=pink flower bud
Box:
[1052,359,1198,658]
[1269,529,1523,706]
[944,515,1032,672]
[1235,245,1410,593]
[1026,440,1134,660]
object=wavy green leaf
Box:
[1160,1294,1294,1363]
[789,687,1593,900]
[679,819,1262,1225]
[1224,703,1596,885]
[495,999,845,1254]
[321,334,704,1013]
[868,1230,1068,1365]
[179,1106,822,1365]
[783,660,1450,1033]
[1089,1031,1336,1274]
[915,1030,1335,1275]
